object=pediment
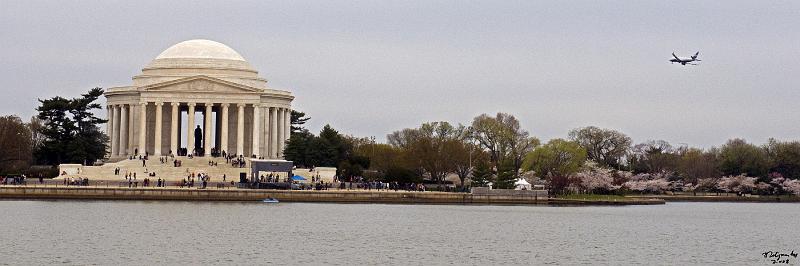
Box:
[141,76,261,93]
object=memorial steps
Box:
[64,157,337,183]
[72,157,248,182]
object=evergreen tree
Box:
[282,124,366,175]
[494,159,516,189]
[35,88,108,165]
[283,129,313,167]
[290,110,311,134]
[470,160,492,187]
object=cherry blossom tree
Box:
[623,172,671,194]
[692,178,720,193]
[716,174,757,194]
[780,179,800,196]
[575,167,616,193]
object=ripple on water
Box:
[0,201,796,265]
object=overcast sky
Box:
[1,0,798,148]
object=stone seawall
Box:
[0,187,664,205]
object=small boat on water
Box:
[262,197,279,203]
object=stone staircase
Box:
[65,157,338,183]
[77,156,249,182]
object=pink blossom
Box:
[693,178,719,192]
[624,172,671,193]
[716,175,757,193]
[756,182,773,193]
[573,162,619,192]
[781,179,800,196]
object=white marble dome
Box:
[156,39,246,61]
[133,39,267,89]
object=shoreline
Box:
[627,195,800,203]
[0,186,663,205]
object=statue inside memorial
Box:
[194,125,203,155]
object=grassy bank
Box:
[551,194,664,205]
[627,194,800,202]
[558,194,628,201]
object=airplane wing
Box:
[672,53,681,61]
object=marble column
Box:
[284,108,290,155]
[128,104,135,155]
[110,105,118,157]
[106,105,112,152]
[270,107,278,158]
[236,104,245,156]
[154,102,163,156]
[138,102,147,156]
[252,104,260,157]
[277,108,284,158]
[187,103,195,155]
[220,103,229,156]
[119,104,128,156]
[170,102,179,155]
[204,103,213,156]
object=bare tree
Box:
[0,115,33,173]
[470,113,538,176]
[496,113,539,176]
[630,140,678,173]
[28,116,45,152]
[568,126,631,169]
[677,147,720,184]
[388,122,466,184]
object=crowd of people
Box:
[226,154,247,168]
[180,172,213,189]
[338,180,427,192]
[2,174,27,185]
[64,176,90,186]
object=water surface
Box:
[0,201,797,265]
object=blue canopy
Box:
[291,175,307,181]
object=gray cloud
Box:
[1,0,798,148]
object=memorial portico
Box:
[104,39,294,159]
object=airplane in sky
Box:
[670,52,701,65]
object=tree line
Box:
[4,86,799,197]
[284,111,800,195]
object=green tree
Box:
[385,166,421,183]
[338,160,363,181]
[522,138,586,178]
[290,110,311,134]
[494,159,516,189]
[719,138,770,178]
[765,138,800,180]
[35,88,108,165]
[469,160,492,187]
[284,129,314,167]
[282,124,368,179]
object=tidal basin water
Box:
[1,201,798,265]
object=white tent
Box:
[514,178,531,190]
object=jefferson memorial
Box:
[105,39,293,159]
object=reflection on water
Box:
[0,201,797,265]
